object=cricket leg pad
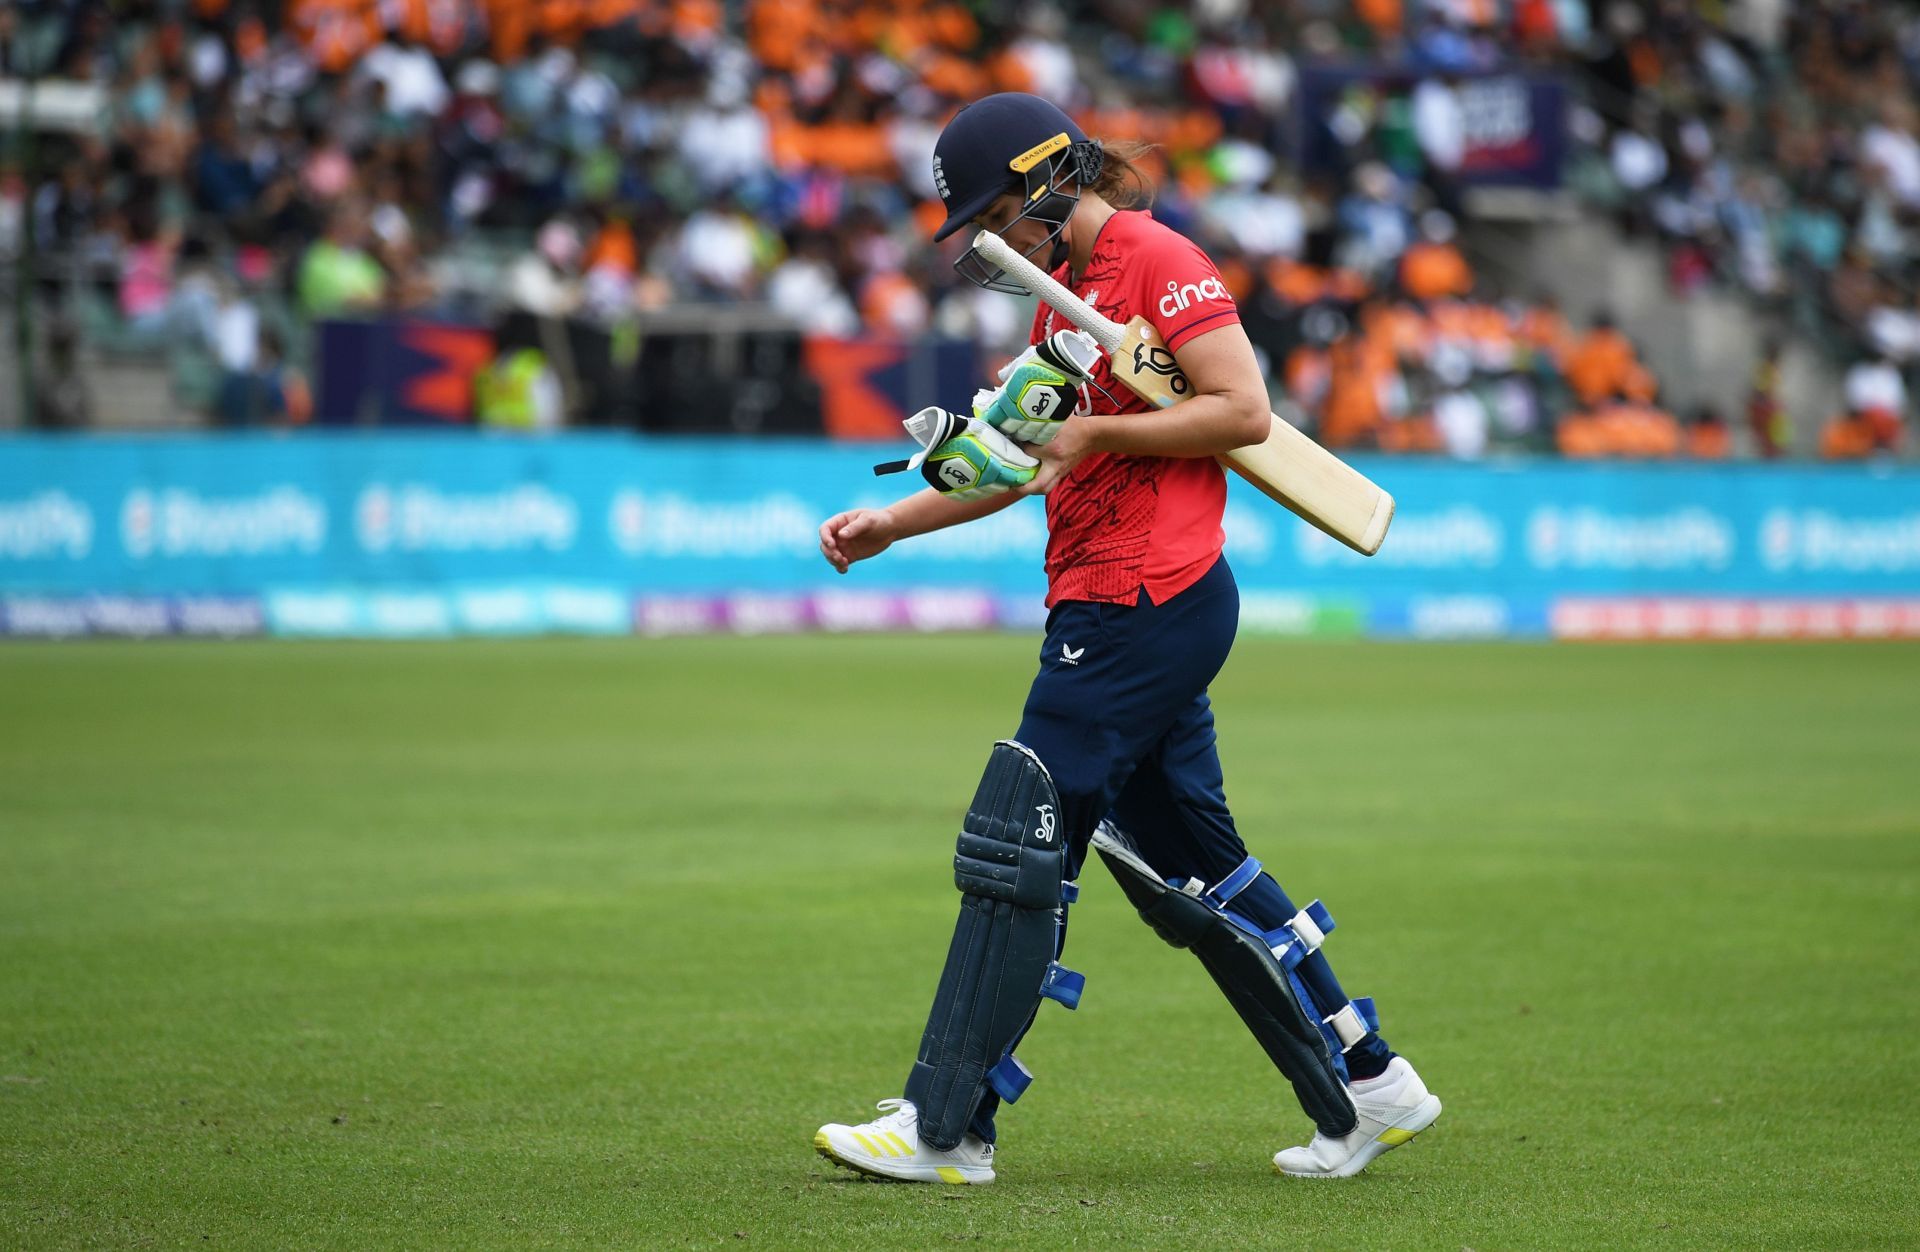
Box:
[1264,898,1383,1079]
[904,741,1082,1150]
[1091,823,1358,1138]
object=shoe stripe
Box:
[884,1132,913,1157]
[936,1166,966,1184]
[1376,1127,1417,1146]
[851,1131,883,1157]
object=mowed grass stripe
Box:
[2,638,1916,1249]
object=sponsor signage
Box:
[4,437,1918,638]
[1297,67,1570,190]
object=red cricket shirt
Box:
[1028,209,1242,607]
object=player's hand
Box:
[1019,414,1101,496]
[819,508,896,574]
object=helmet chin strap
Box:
[1044,230,1072,273]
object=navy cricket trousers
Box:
[963,556,1392,1143]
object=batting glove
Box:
[976,329,1102,446]
[872,406,1038,500]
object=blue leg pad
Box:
[903,741,1072,1150]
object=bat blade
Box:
[1106,316,1193,408]
[1105,315,1394,556]
[970,230,1394,556]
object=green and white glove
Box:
[974,328,1102,446]
[872,405,1037,500]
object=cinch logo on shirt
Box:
[1157,275,1230,317]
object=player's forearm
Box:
[1082,393,1270,458]
[886,486,1023,540]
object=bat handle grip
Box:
[1082,317,1125,357]
[972,230,1125,353]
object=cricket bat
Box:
[971,230,1394,556]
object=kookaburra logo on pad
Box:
[1033,805,1056,842]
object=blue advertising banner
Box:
[1297,67,1569,189]
[3,435,1918,638]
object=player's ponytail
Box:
[1088,141,1157,210]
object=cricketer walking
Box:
[812,93,1442,1184]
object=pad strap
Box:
[1324,997,1379,1050]
[1267,899,1336,970]
[1039,962,1085,1010]
[1254,898,1375,1055]
[986,1054,1033,1103]
[1290,900,1335,949]
[1202,856,1262,910]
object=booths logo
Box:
[1527,507,1732,571]
[1296,505,1502,569]
[356,484,577,554]
[611,490,646,553]
[609,487,1044,562]
[1760,509,1920,572]
[609,488,818,558]
[121,487,326,559]
[0,490,93,560]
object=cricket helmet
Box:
[930,93,1105,293]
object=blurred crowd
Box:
[1566,0,1919,458]
[0,0,1908,457]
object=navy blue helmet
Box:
[931,93,1105,293]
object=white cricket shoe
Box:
[1273,1057,1442,1179]
[814,1099,996,1185]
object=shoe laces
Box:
[870,1098,916,1132]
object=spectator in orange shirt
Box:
[1684,404,1733,459]
[1820,357,1907,459]
[1319,335,1387,448]
[1604,398,1681,458]
[1842,354,1908,451]
[1820,410,1879,459]
[1355,0,1402,41]
[1556,408,1605,458]
[1557,395,1679,458]
[1398,210,1473,301]
[1563,311,1638,407]
[1378,412,1444,452]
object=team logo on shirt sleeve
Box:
[1157,275,1231,317]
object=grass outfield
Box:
[2,637,1916,1249]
